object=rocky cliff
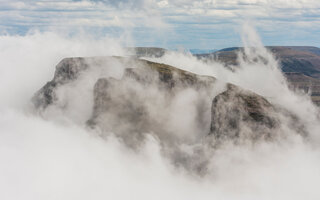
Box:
[33,56,304,145]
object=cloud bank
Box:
[0,25,320,200]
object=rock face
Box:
[32,57,90,109]
[33,56,304,144]
[33,56,217,146]
[210,84,278,140]
[87,60,216,146]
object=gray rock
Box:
[210,84,278,141]
[32,57,89,109]
[210,84,306,141]
[33,56,305,145]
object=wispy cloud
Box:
[0,0,320,48]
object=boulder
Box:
[210,84,278,141]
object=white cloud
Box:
[0,0,320,48]
[157,0,168,8]
[0,26,320,199]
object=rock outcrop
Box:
[32,57,89,109]
[33,56,304,144]
[210,84,278,140]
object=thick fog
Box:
[0,27,320,200]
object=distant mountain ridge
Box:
[189,49,217,54]
[196,46,320,105]
[197,46,320,77]
[126,47,218,57]
[127,47,167,58]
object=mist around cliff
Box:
[0,27,320,200]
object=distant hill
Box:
[196,46,320,105]
[268,46,320,78]
[127,47,218,57]
[127,47,167,58]
[197,46,320,78]
[189,49,217,54]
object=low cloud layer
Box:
[0,26,320,200]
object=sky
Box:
[1,0,320,49]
